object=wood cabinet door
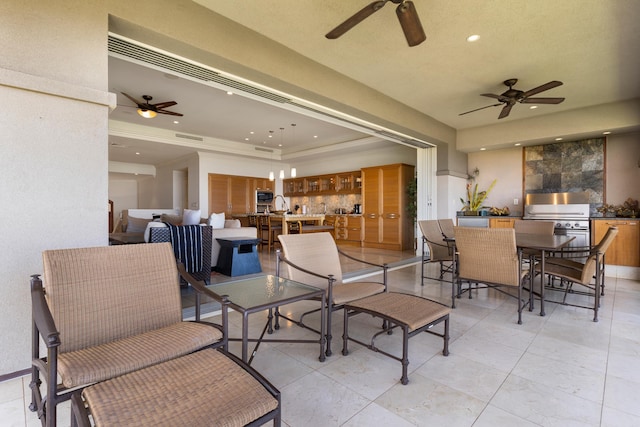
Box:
[229,176,249,214]
[362,167,381,244]
[208,174,230,215]
[380,165,401,246]
[490,218,515,228]
[594,220,640,266]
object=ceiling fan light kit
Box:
[459,79,565,119]
[326,0,426,47]
[121,93,184,118]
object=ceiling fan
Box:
[326,0,426,47]
[459,79,565,119]
[121,92,183,118]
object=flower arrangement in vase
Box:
[460,179,497,214]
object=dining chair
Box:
[541,226,618,321]
[419,220,454,285]
[514,219,555,269]
[453,227,530,323]
[258,215,282,251]
[276,232,388,356]
[437,218,455,239]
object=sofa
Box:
[119,209,258,269]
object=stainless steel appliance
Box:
[255,190,274,213]
[523,192,591,248]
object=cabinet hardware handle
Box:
[386,213,398,219]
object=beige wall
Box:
[465,132,640,214]
[0,0,112,374]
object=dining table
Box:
[447,232,575,316]
[269,213,326,235]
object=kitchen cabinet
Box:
[329,215,363,246]
[489,217,516,228]
[362,164,414,251]
[283,170,362,196]
[592,219,640,267]
[208,173,273,215]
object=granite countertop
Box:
[591,217,639,220]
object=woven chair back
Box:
[454,227,520,287]
[514,220,555,235]
[278,232,342,289]
[437,218,455,238]
[419,220,451,262]
[42,243,181,353]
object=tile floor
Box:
[2,247,640,426]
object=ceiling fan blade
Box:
[396,1,426,46]
[459,103,502,116]
[153,101,178,109]
[498,103,514,119]
[481,93,510,103]
[121,92,141,106]
[520,97,565,104]
[325,1,387,39]
[156,110,184,117]
[521,80,563,98]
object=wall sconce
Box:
[279,170,285,179]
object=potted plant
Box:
[460,179,497,215]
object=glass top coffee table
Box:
[201,274,326,364]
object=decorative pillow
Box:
[207,212,225,228]
[224,219,241,228]
[160,213,182,225]
[182,209,201,225]
[144,222,167,242]
[126,216,151,233]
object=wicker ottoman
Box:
[71,348,281,427]
[342,292,450,385]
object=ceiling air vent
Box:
[175,133,204,142]
[108,35,290,104]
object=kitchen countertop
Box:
[591,217,639,220]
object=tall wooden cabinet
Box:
[361,164,414,251]
[592,219,640,266]
[208,173,273,215]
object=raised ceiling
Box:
[109,0,640,167]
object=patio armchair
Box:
[276,232,388,356]
[541,226,618,321]
[29,243,225,427]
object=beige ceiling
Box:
[109,0,640,167]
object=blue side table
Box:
[216,237,262,276]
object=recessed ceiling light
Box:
[173,120,179,124]
[515,143,521,146]
[466,34,480,42]
[244,138,249,141]
[250,131,254,134]
[603,131,611,135]
[313,135,318,139]
[226,91,233,95]
[529,105,538,109]
[135,152,140,155]
[278,144,282,147]
[555,137,563,141]
[480,148,486,151]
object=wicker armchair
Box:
[276,232,388,356]
[419,220,454,285]
[453,227,530,323]
[29,243,225,427]
[541,226,618,321]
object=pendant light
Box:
[268,130,275,181]
[278,127,285,180]
[290,123,297,178]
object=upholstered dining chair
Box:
[276,232,388,356]
[453,227,530,323]
[419,220,454,285]
[29,243,224,427]
[541,226,618,321]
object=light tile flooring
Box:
[2,247,640,426]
